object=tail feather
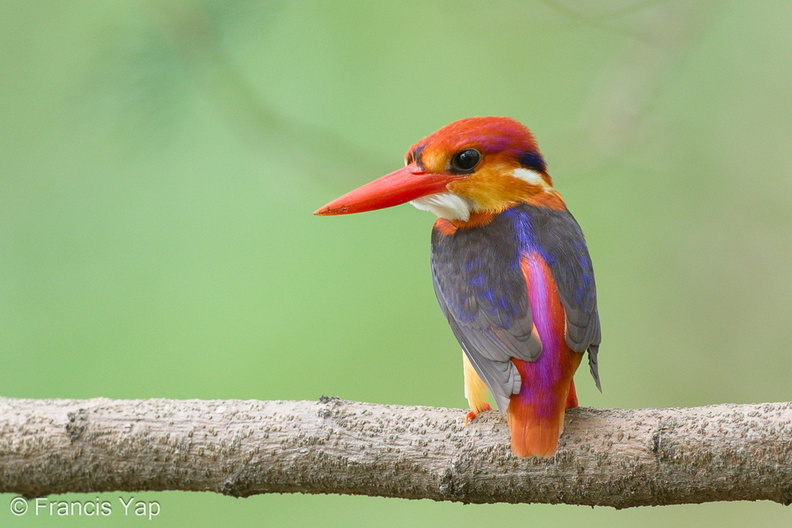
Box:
[565,379,579,409]
[506,397,566,458]
[506,373,579,458]
[508,253,586,457]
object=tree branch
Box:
[0,397,789,508]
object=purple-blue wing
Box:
[431,215,542,412]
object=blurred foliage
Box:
[1,1,790,526]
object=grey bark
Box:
[0,397,789,508]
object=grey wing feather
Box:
[533,207,602,390]
[435,287,524,413]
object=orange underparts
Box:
[507,253,582,457]
[434,197,567,235]
[449,211,496,230]
[434,212,499,234]
[529,190,567,211]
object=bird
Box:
[314,117,601,457]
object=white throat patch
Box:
[410,193,474,221]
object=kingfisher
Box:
[314,117,601,457]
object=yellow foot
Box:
[464,403,492,425]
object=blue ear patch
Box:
[517,150,546,173]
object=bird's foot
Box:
[464,403,492,425]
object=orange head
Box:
[314,117,563,223]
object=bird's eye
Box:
[450,148,481,173]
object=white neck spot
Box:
[512,168,550,189]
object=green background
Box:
[1,1,790,526]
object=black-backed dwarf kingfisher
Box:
[315,117,601,457]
